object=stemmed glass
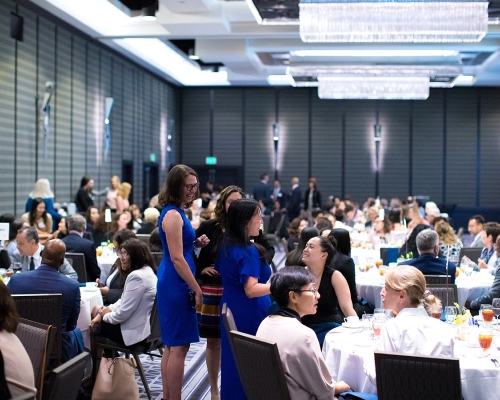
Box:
[481,305,494,326]
[492,298,500,325]
[478,327,493,354]
[444,306,457,324]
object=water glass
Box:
[444,306,457,324]
[362,314,373,330]
[384,309,395,319]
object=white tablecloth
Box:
[322,326,500,400]
[77,288,103,348]
[97,255,117,281]
[356,272,493,308]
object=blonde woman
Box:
[116,182,132,212]
[436,222,463,261]
[106,175,121,211]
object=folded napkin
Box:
[340,390,378,400]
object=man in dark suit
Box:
[398,229,456,283]
[253,173,272,203]
[8,239,84,362]
[287,176,302,220]
[62,214,101,282]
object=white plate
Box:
[82,287,99,292]
[342,322,363,329]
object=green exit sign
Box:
[206,156,217,165]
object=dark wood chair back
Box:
[65,253,87,283]
[43,352,89,400]
[424,275,451,285]
[426,284,458,307]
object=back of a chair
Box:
[0,249,11,269]
[12,294,62,364]
[221,303,239,372]
[426,284,458,307]
[424,275,450,285]
[282,238,289,256]
[65,253,87,283]
[374,351,461,400]
[230,331,291,400]
[16,319,55,400]
[262,215,271,235]
[458,247,482,266]
[145,298,162,350]
[136,234,151,246]
[43,352,89,400]
[151,252,163,268]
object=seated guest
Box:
[378,266,454,357]
[466,235,500,315]
[137,207,160,234]
[398,224,430,260]
[0,281,36,398]
[436,222,463,261]
[148,227,162,253]
[62,214,101,282]
[425,202,441,226]
[8,239,84,362]
[85,206,100,238]
[369,216,391,245]
[89,239,157,355]
[468,215,485,248]
[315,217,333,232]
[4,217,24,259]
[22,197,53,244]
[287,217,309,252]
[48,216,68,240]
[365,206,378,228]
[92,212,111,247]
[96,229,136,306]
[128,204,143,231]
[475,222,500,273]
[398,230,456,284]
[25,179,61,232]
[10,227,77,280]
[343,204,355,227]
[388,210,403,231]
[301,237,357,346]
[407,201,429,231]
[285,227,319,267]
[256,266,350,399]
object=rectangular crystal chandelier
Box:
[317,76,430,99]
[299,0,489,43]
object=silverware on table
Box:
[490,358,500,368]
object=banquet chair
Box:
[424,275,451,285]
[426,284,458,307]
[12,294,62,365]
[230,331,291,400]
[374,351,461,400]
[15,319,56,400]
[43,352,89,400]
[136,234,151,246]
[65,253,87,283]
[262,215,271,235]
[151,251,163,268]
[221,303,238,365]
[95,298,162,400]
[458,247,482,267]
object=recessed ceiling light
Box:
[290,50,460,57]
[189,55,200,60]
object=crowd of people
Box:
[1,168,500,400]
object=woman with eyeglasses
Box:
[257,266,350,399]
[301,236,357,347]
[157,164,210,400]
[89,239,157,356]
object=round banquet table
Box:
[77,287,103,348]
[356,269,493,308]
[322,324,500,400]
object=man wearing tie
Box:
[10,226,77,279]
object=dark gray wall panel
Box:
[99,51,112,182]
[181,89,210,165]
[85,44,100,191]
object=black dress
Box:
[75,188,94,212]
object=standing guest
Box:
[0,281,36,398]
[106,176,120,211]
[215,198,272,400]
[25,178,61,231]
[75,176,95,212]
[256,267,350,399]
[97,229,136,306]
[148,228,162,253]
[252,172,272,203]
[304,177,321,214]
[84,206,100,237]
[116,182,132,212]
[285,227,319,267]
[468,215,486,248]
[301,237,357,346]
[22,197,53,243]
[62,214,101,282]
[200,182,215,209]
[8,239,84,362]
[287,177,302,220]
[369,216,391,245]
[128,204,143,231]
[137,207,160,234]
[272,179,286,209]
[157,165,209,400]
[436,222,463,261]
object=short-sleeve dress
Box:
[216,244,272,400]
[157,204,199,346]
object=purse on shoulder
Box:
[91,356,139,400]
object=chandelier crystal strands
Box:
[317,76,431,99]
[299,0,489,43]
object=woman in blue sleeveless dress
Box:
[215,199,272,400]
[157,164,209,400]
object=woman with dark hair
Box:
[256,267,350,399]
[0,281,36,397]
[25,178,61,231]
[285,226,319,267]
[304,177,322,214]
[157,164,209,400]
[22,197,52,243]
[75,176,95,212]
[90,238,157,352]
[96,229,137,305]
[398,224,430,260]
[84,206,99,237]
[149,227,162,253]
[195,186,274,399]
[301,236,357,346]
[0,215,23,259]
[287,217,309,252]
[216,198,272,400]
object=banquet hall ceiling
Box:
[32,0,500,87]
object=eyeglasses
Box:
[295,287,319,295]
[185,183,199,192]
[118,251,129,258]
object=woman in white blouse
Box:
[256,266,350,400]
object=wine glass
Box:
[478,327,493,353]
[481,304,495,326]
[492,298,500,324]
[431,305,443,320]
[444,306,457,324]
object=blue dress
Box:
[216,244,272,400]
[157,204,199,346]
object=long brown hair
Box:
[158,164,199,209]
[214,185,246,229]
[0,281,19,333]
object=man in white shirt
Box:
[468,215,485,248]
[10,226,77,280]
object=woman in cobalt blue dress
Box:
[216,198,272,400]
[157,164,209,400]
